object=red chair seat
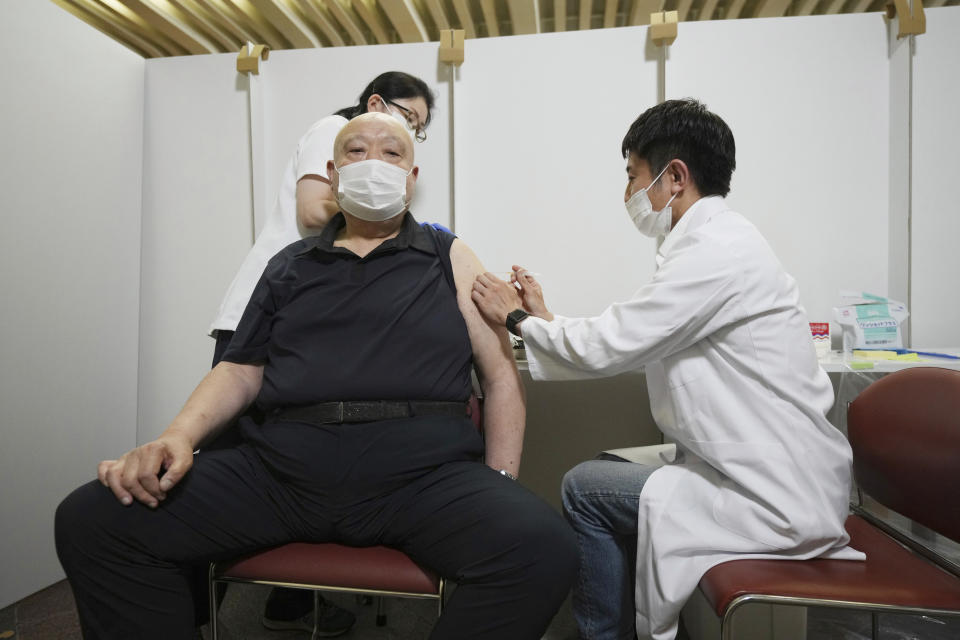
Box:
[215,542,441,595]
[700,515,960,618]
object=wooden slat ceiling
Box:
[50,0,953,58]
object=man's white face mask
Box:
[335,159,413,222]
[624,163,678,237]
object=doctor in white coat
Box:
[471,99,863,640]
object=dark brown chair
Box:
[697,366,960,640]
[208,394,482,640]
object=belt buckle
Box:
[337,401,345,424]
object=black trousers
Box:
[55,415,577,639]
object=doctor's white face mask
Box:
[625,164,678,237]
[335,159,413,222]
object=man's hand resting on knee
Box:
[97,360,264,508]
[98,432,194,508]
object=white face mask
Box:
[381,97,417,142]
[335,159,413,222]
[624,164,678,237]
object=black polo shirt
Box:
[222,212,473,410]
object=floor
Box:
[3,579,960,640]
[0,580,80,640]
[0,580,579,640]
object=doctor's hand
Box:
[509,265,552,320]
[472,272,525,328]
[97,431,194,508]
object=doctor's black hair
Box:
[334,71,436,126]
[621,99,736,198]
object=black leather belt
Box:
[270,400,469,425]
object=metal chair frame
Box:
[719,592,960,640]
[208,562,445,640]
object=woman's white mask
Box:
[335,159,413,222]
[624,164,678,237]
[381,97,417,142]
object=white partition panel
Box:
[888,21,912,342]
[262,44,452,230]
[910,7,960,347]
[0,0,143,607]
[667,14,890,330]
[455,28,660,317]
[139,54,252,442]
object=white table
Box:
[514,348,960,373]
[817,348,960,372]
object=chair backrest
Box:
[847,367,960,543]
[468,393,483,432]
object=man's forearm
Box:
[479,376,526,477]
[163,361,262,449]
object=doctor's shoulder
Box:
[712,215,792,293]
[675,217,772,283]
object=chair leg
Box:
[437,578,445,618]
[720,610,732,640]
[376,597,387,626]
[311,591,321,640]
[208,565,219,640]
[871,611,879,640]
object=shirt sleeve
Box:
[220,252,291,364]
[295,116,348,182]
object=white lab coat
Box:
[522,196,864,640]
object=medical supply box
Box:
[833,291,909,351]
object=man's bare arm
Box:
[98,361,263,507]
[450,239,525,477]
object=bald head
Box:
[326,112,420,219]
[333,112,415,166]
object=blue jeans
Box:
[562,458,656,640]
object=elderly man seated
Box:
[55,112,577,640]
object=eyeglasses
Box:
[387,100,427,142]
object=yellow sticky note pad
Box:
[853,350,898,360]
[894,352,921,361]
